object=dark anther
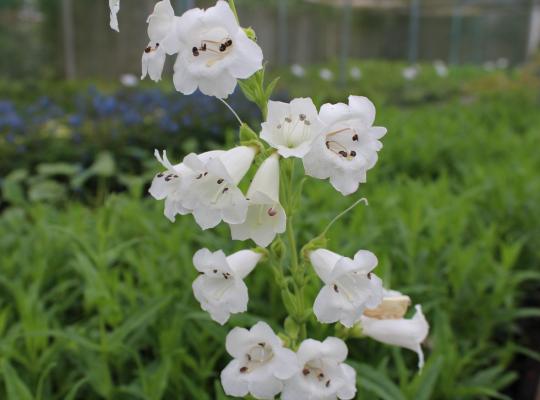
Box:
[349,151,357,157]
[144,46,152,53]
[223,272,230,280]
[173,175,179,178]
[325,141,331,149]
[277,124,282,129]
[285,117,292,123]
[240,367,248,373]
[196,173,203,179]
[157,173,164,178]
[247,354,252,361]
[304,120,311,126]
[156,43,160,48]
[333,284,339,293]
[299,114,306,121]
[217,179,224,184]
[201,43,207,51]
[219,43,227,52]
[165,174,174,182]
[302,368,310,376]
[326,380,331,388]
[318,373,325,379]
[258,342,265,347]
[339,151,348,157]
[267,208,277,217]
[222,187,229,194]
[367,272,372,280]
[352,134,359,141]
[192,47,199,56]
[204,172,208,176]
[213,269,218,273]
[225,39,233,47]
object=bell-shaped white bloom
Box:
[141,0,180,82]
[109,0,120,32]
[350,66,362,80]
[310,249,383,328]
[149,149,223,222]
[192,248,261,325]
[303,96,387,195]
[221,321,299,399]
[402,65,419,81]
[166,0,263,98]
[282,337,356,400]
[261,98,323,159]
[319,68,334,81]
[181,146,255,230]
[360,292,429,369]
[230,154,286,247]
[291,64,306,78]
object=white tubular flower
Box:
[260,98,323,159]
[303,96,387,196]
[142,0,179,81]
[149,149,223,222]
[230,154,286,247]
[181,146,255,230]
[167,0,263,98]
[282,337,356,400]
[221,321,299,399]
[361,293,429,370]
[309,249,383,328]
[192,248,261,325]
[109,0,120,32]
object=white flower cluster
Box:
[109,1,431,398]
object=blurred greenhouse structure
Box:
[0,0,539,79]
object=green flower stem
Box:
[228,0,240,23]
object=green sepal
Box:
[301,234,328,262]
[284,316,300,341]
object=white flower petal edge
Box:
[303,95,387,196]
[180,146,256,230]
[149,149,224,222]
[282,337,356,400]
[310,249,383,328]
[169,0,263,98]
[221,321,300,399]
[109,0,120,32]
[260,98,323,159]
[192,248,261,325]
[230,153,286,247]
[142,0,179,82]
[361,304,429,370]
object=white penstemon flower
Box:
[282,337,356,400]
[221,321,299,399]
[180,146,255,230]
[149,149,224,222]
[303,95,387,195]
[165,0,263,98]
[109,0,120,32]
[230,153,286,247]
[261,98,323,159]
[192,248,261,324]
[141,0,178,82]
[361,290,430,369]
[310,248,383,328]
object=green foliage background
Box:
[0,61,539,399]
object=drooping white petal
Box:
[309,249,341,284]
[109,0,120,32]
[141,45,166,82]
[221,359,250,397]
[227,250,262,280]
[230,154,286,247]
[361,305,429,369]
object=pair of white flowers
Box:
[149,147,285,248]
[222,321,356,400]
[111,1,263,99]
[262,96,386,196]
